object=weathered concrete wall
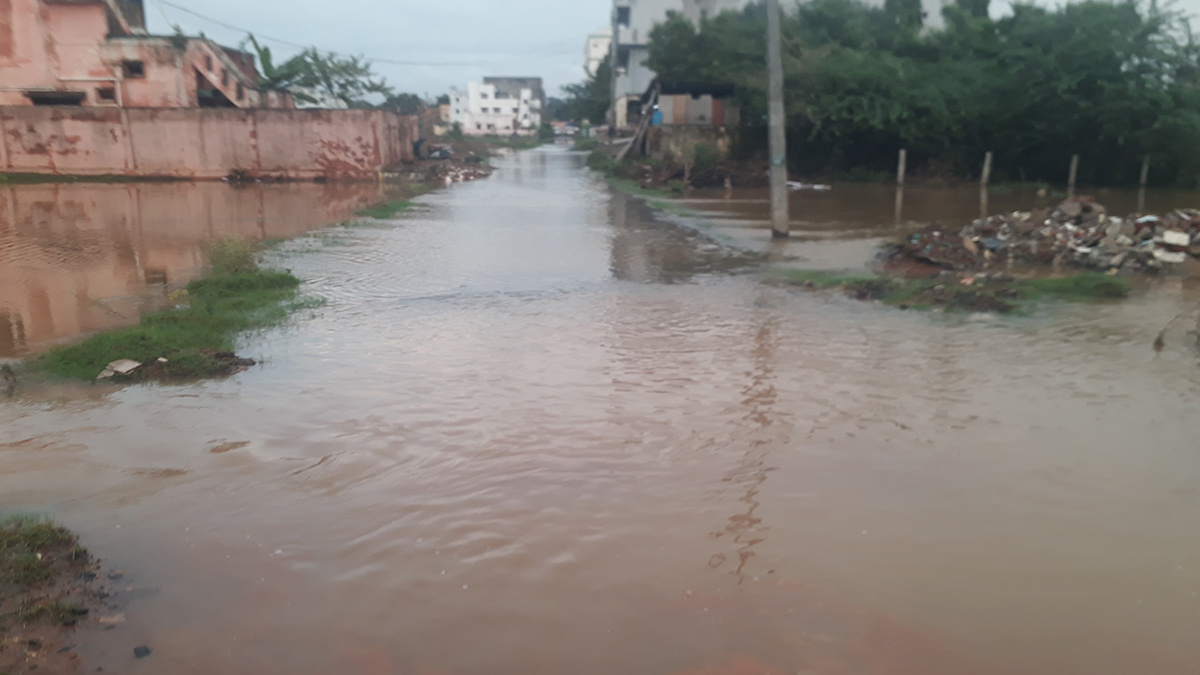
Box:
[645,126,738,163]
[0,107,418,179]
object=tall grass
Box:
[0,516,78,588]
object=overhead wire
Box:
[154,0,578,68]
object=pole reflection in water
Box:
[709,311,785,585]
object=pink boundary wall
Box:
[0,107,418,180]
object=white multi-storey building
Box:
[449,77,544,136]
[585,28,613,77]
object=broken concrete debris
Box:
[888,197,1200,273]
[96,359,144,380]
[386,161,493,186]
[786,181,832,191]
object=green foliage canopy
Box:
[246,36,393,107]
[560,58,613,125]
[645,0,1200,186]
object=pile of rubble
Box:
[435,163,493,184]
[387,160,493,186]
[890,198,1200,273]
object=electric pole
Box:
[766,0,789,238]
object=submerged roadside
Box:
[5,179,444,386]
[0,516,114,674]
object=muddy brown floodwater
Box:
[2,149,1200,675]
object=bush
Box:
[587,148,618,174]
[202,236,259,275]
[693,143,722,173]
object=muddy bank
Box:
[0,518,113,674]
[773,269,1132,314]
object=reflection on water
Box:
[0,182,382,356]
[608,189,762,283]
[686,182,1200,239]
[0,149,1199,675]
[683,181,1200,273]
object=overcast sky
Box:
[146,0,613,99]
[148,0,1200,100]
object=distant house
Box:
[0,0,292,108]
[646,81,739,127]
[449,77,544,136]
[609,0,751,129]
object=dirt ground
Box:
[0,520,115,674]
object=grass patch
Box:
[17,601,84,625]
[356,199,415,220]
[648,199,703,218]
[34,240,302,381]
[608,177,679,199]
[0,517,77,590]
[1018,273,1131,300]
[773,269,1129,313]
[574,137,600,152]
[203,236,258,275]
[773,269,878,289]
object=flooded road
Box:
[2,149,1200,675]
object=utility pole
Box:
[766,0,789,239]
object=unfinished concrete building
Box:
[0,0,293,108]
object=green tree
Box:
[245,36,392,106]
[383,93,424,115]
[246,35,308,90]
[561,58,613,125]
[643,0,1200,186]
[545,97,569,121]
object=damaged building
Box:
[0,0,293,108]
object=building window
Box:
[512,108,518,113]
[25,90,86,106]
[616,6,631,26]
[122,61,145,79]
[480,93,488,99]
[236,83,244,100]
[494,107,501,113]
[221,69,230,87]
[205,55,213,71]
[476,123,482,130]
[97,87,116,102]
